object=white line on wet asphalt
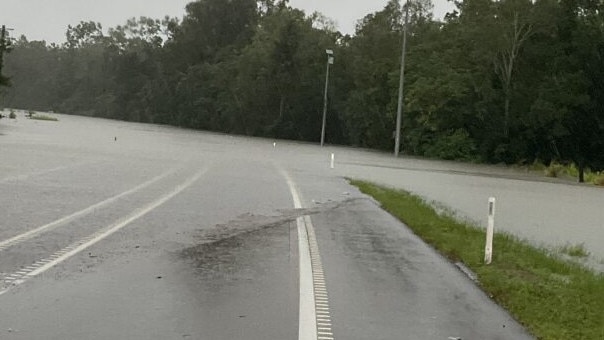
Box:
[283,170,317,340]
[282,170,335,340]
[0,166,180,252]
[0,169,205,296]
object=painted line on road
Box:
[0,168,206,297]
[0,166,181,252]
[282,170,335,340]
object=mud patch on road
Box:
[178,198,364,285]
[186,198,362,246]
[178,216,296,293]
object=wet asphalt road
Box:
[0,112,543,339]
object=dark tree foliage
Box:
[0,25,12,89]
[2,0,603,177]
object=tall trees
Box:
[2,0,603,175]
[0,25,12,89]
[343,0,403,149]
[537,0,604,181]
[225,4,339,140]
[493,1,534,139]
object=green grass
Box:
[30,114,58,121]
[350,180,604,340]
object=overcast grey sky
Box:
[0,0,455,44]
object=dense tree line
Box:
[0,25,11,88]
[2,0,603,178]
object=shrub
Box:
[423,129,479,162]
[593,173,604,186]
[8,111,16,119]
[544,162,565,178]
[567,163,579,178]
[529,159,547,171]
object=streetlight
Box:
[320,49,334,147]
[394,0,410,157]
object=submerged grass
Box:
[30,114,58,121]
[559,243,590,258]
[350,180,604,340]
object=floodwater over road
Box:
[0,110,580,339]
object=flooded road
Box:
[331,151,604,270]
[0,111,552,339]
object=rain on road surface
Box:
[0,112,548,339]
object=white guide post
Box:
[485,197,496,264]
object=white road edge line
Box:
[281,170,335,340]
[282,170,317,340]
[0,166,181,252]
[0,169,206,296]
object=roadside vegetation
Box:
[520,160,604,186]
[351,180,604,340]
[29,113,58,121]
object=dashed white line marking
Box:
[0,166,180,252]
[0,169,205,296]
[282,170,335,340]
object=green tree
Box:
[2,0,603,176]
[342,0,404,149]
[0,25,13,89]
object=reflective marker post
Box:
[330,153,335,169]
[485,197,496,264]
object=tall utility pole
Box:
[394,1,410,157]
[320,49,334,147]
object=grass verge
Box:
[350,180,604,340]
[30,114,58,121]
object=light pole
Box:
[320,49,334,147]
[394,0,410,157]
